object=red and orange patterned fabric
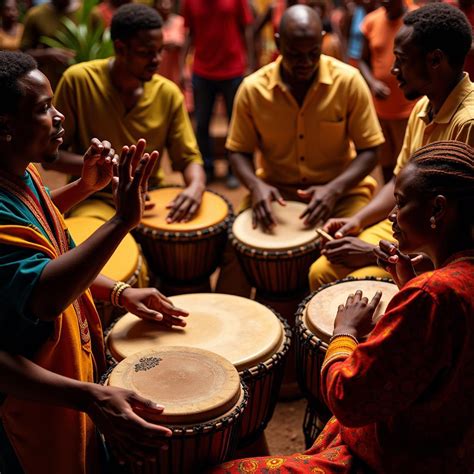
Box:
[212,253,474,473]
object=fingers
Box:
[130,139,147,174]
[165,193,197,223]
[142,150,159,194]
[335,219,358,238]
[369,291,383,310]
[271,189,286,207]
[253,200,277,230]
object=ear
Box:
[113,39,126,57]
[431,194,448,221]
[426,49,444,70]
[274,32,280,51]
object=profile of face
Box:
[8,69,65,164]
[389,164,434,253]
[278,17,323,82]
[116,28,164,82]
[392,25,431,101]
[1,0,19,23]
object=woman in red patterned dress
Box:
[212,141,474,474]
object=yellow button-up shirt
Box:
[54,59,202,183]
[226,55,384,190]
[394,73,474,175]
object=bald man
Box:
[227,5,384,229]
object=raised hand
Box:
[80,138,116,192]
[333,290,383,339]
[374,240,423,288]
[121,287,189,326]
[297,185,338,227]
[251,181,286,230]
[114,139,158,229]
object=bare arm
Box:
[29,141,156,321]
[43,149,84,176]
[358,36,390,100]
[178,30,193,88]
[244,23,256,73]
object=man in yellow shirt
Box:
[50,4,205,223]
[227,4,384,230]
[309,2,474,291]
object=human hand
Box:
[371,79,391,100]
[323,215,363,238]
[80,138,116,193]
[333,289,383,339]
[114,139,159,229]
[297,186,339,227]
[250,181,286,230]
[46,47,75,65]
[86,384,172,464]
[121,287,188,326]
[165,184,204,223]
[322,237,377,267]
[374,240,423,288]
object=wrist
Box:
[72,381,101,413]
[333,326,359,339]
[76,178,96,197]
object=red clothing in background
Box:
[181,0,253,80]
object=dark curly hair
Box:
[0,51,37,115]
[110,4,163,43]
[403,3,472,69]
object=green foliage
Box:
[40,0,113,64]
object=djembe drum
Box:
[295,277,398,446]
[134,187,232,295]
[104,346,248,473]
[230,202,321,398]
[106,293,291,449]
[65,216,146,326]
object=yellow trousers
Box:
[308,219,393,292]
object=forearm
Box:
[90,274,116,302]
[50,178,95,214]
[29,217,130,320]
[182,162,206,190]
[178,33,192,77]
[244,25,256,71]
[358,59,376,90]
[43,149,84,176]
[353,177,395,229]
[0,351,94,412]
[326,148,378,198]
[229,151,260,190]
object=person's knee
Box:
[309,256,343,292]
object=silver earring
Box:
[5,134,11,142]
[430,216,436,229]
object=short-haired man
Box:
[227,5,384,232]
[50,4,205,223]
[310,2,474,291]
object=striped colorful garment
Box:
[211,253,474,473]
[0,165,105,474]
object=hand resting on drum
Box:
[251,180,286,230]
[121,287,189,326]
[333,289,383,339]
[297,184,339,227]
[166,184,203,223]
[86,384,173,464]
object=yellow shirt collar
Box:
[418,73,473,124]
[268,55,334,91]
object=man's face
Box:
[279,24,322,82]
[392,25,431,101]
[1,0,19,23]
[155,0,173,19]
[10,70,65,164]
[119,28,164,82]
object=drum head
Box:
[66,216,139,282]
[108,294,283,371]
[304,279,399,342]
[141,188,229,232]
[232,201,318,250]
[108,347,241,424]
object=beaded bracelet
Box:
[110,281,131,308]
[329,333,359,345]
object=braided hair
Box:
[409,140,474,226]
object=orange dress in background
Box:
[0,24,23,51]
